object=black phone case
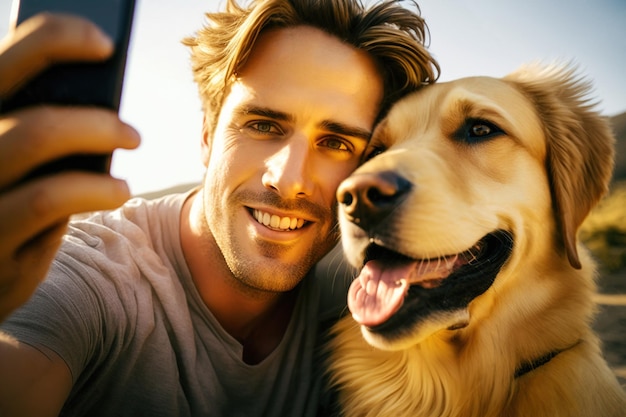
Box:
[0,0,136,179]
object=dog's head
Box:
[337,64,614,350]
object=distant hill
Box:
[581,179,626,273]
[610,111,626,181]
[575,109,626,273]
[580,110,626,273]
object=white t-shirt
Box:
[2,191,353,416]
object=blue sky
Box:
[1,0,625,194]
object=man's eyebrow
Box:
[233,105,293,122]
[321,120,371,142]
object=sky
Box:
[1,0,625,195]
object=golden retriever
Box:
[327,64,626,417]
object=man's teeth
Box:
[253,209,306,231]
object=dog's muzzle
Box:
[337,170,514,337]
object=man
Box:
[0,0,439,415]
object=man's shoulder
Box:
[50,190,193,284]
[66,189,191,242]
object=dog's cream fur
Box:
[328,65,626,417]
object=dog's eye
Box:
[472,123,493,137]
[456,119,505,144]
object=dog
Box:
[326,64,626,417]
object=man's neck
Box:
[179,191,299,364]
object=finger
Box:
[0,13,114,98]
[0,106,140,187]
[0,220,68,322]
[16,218,69,263]
[0,172,131,254]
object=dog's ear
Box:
[505,64,615,269]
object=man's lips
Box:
[251,208,309,231]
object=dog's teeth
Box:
[468,242,484,261]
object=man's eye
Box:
[320,137,351,152]
[246,121,282,135]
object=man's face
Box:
[201,25,383,292]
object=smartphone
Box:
[0,0,136,180]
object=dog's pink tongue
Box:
[347,259,414,327]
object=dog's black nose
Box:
[337,171,412,229]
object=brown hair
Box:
[183,0,440,134]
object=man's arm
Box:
[0,13,139,321]
[0,332,72,417]
[0,13,141,415]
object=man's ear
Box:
[201,113,213,167]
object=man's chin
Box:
[224,250,312,292]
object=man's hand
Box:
[0,13,140,322]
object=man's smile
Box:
[251,208,309,231]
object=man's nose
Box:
[262,137,314,198]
